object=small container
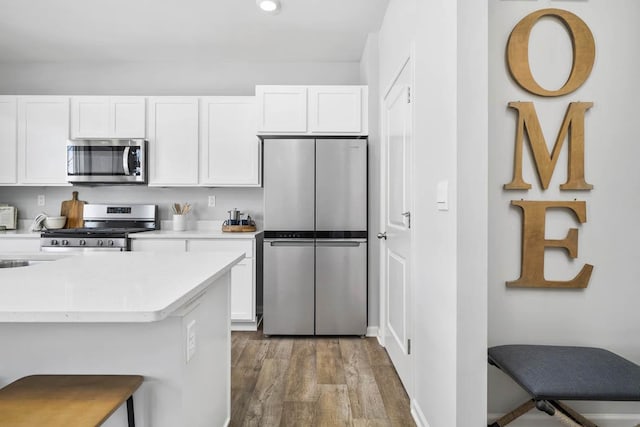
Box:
[173,214,187,231]
[44,216,67,229]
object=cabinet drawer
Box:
[130,239,187,252]
[0,239,40,252]
[187,239,254,258]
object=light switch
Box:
[437,180,448,211]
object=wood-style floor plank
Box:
[372,365,416,426]
[230,331,415,427]
[315,384,352,427]
[283,339,318,402]
[316,338,346,385]
[340,338,388,420]
[280,401,316,427]
[242,359,289,427]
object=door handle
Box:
[122,147,131,176]
[402,211,411,228]
[377,232,387,240]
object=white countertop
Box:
[0,230,40,239]
[130,229,263,239]
[0,251,244,323]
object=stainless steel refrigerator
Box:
[262,137,367,336]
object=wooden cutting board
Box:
[60,191,86,229]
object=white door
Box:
[380,56,413,392]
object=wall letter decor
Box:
[508,200,593,288]
[507,8,595,97]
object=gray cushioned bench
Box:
[488,345,640,427]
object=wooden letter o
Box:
[507,8,595,97]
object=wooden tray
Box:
[222,225,257,232]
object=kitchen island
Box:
[0,251,243,427]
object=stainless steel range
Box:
[40,204,158,252]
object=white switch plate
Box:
[436,180,448,211]
[37,195,45,207]
[208,195,216,207]
[186,320,196,362]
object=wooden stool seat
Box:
[0,374,143,427]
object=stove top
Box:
[41,227,152,238]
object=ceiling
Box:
[0,0,389,64]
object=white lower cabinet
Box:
[131,235,262,330]
[0,238,41,253]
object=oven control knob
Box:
[50,239,58,246]
[79,239,86,246]
[97,240,104,246]
[62,240,69,246]
[108,240,115,247]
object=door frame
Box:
[378,43,416,396]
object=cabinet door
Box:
[18,97,70,185]
[70,97,110,139]
[0,97,17,184]
[130,239,187,252]
[200,97,260,186]
[230,258,255,321]
[111,97,146,138]
[148,97,199,186]
[70,96,145,139]
[256,86,307,133]
[188,238,256,323]
[0,239,40,252]
[308,86,366,134]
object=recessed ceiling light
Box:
[257,0,281,14]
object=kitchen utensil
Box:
[43,216,67,229]
[60,191,86,229]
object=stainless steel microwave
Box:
[67,139,147,184]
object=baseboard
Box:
[366,326,379,337]
[411,398,430,427]
[487,412,640,426]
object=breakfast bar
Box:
[0,251,243,427]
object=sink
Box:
[0,260,30,268]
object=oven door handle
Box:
[122,147,131,176]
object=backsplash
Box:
[0,186,264,229]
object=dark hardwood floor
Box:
[231,328,416,427]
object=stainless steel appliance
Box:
[67,139,147,184]
[40,204,157,252]
[262,137,367,336]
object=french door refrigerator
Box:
[263,137,367,336]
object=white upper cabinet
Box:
[200,97,261,187]
[0,97,17,184]
[256,85,368,136]
[256,86,308,134]
[17,96,70,185]
[308,86,366,134]
[70,96,146,139]
[147,97,199,186]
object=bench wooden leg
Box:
[488,399,536,427]
[127,395,135,427]
[550,400,598,427]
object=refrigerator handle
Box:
[269,240,315,247]
[315,241,362,247]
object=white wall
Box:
[0,186,264,228]
[360,33,381,330]
[489,1,640,424]
[377,0,488,426]
[0,61,361,95]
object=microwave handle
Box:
[122,147,131,175]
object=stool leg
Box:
[551,401,598,427]
[488,399,536,427]
[127,396,135,427]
